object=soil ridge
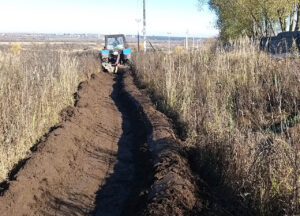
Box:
[122,71,199,216]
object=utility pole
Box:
[193,36,195,49]
[185,30,189,50]
[167,32,171,54]
[143,0,147,53]
[135,18,141,52]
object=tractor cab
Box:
[106,35,126,50]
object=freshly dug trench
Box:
[121,71,199,216]
[0,70,200,216]
[0,72,151,216]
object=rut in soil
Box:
[92,73,153,216]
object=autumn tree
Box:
[199,0,300,40]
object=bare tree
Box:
[296,4,300,31]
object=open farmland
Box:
[2,0,300,215]
[0,37,300,216]
[0,40,199,216]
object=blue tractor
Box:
[100,34,131,73]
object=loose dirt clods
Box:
[122,72,198,216]
[0,70,199,216]
[0,72,125,215]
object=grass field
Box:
[0,43,100,182]
[132,38,300,215]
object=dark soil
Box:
[0,70,201,216]
[122,72,198,216]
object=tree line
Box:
[200,0,300,40]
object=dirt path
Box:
[0,72,150,216]
[0,70,202,216]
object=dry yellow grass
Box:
[0,44,100,182]
[133,38,300,215]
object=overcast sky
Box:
[0,0,218,37]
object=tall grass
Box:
[132,38,300,215]
[0,45,100,182]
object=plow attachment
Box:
[102,62,116,73]
[102,62,129,73]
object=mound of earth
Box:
[0,70,201,216]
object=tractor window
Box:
[106,36,125,50]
